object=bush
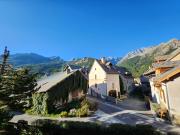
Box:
[60,111,68,118]
[68,109,77,117]
[13,121,162,135]
[76,103,89,117]
[0,108,12,129]
[28,99,95,118]
[66,100,81,111]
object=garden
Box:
[27,98,98,118]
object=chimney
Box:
[101,57,106,64]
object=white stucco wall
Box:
[107,74,120,96]
[166,76,180,116]
[161,83,169,109]
[150,80,160,104]
[89,60,107,96]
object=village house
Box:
[144,48,180,124]
[88,58,133,98]
[33,67,88,114]
[63,64,89,76]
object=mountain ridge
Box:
[2,38,179,77]
[117,39,180,77]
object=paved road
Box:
[10,96,180,134]
[88,96,180,134]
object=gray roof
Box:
[154,55,169,62]
[37,71,75,93]
[152,60,180,68]
[166,48,180,61]
[143,68,155,76]
[95,59,133,77]
[96,60,119,74]
[64,64,82,71]
[153,65,180,82]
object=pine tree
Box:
[10,68,38,109]
[0,46,12,106]
[0,47,38,109]
[0,46,10,75]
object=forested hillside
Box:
[117,39,180,77]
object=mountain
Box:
[6,38,179,79]
[2,52,121,77]
[68,57,122,69]
[117,39,180,77]
[2,53,65,77]
[105,57,122,65]
[7,53,64,66]
[68,57,95,69]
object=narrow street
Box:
[88,96,180,134]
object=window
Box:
[95,68,96,70]
[95,74,97,80]
[95,84,97,88]
[112,83,115,90]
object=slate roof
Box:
[152,60,180,68]
[64,64,82,71]
[143,68,155,76]
[153,65,180,83]
[37,71,76,93]
[95,59,133,78]
[166,48,180,61]
[154,55,169,62]
[96,60,119,74]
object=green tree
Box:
[119,76,125,95]
[10,69,38,109]
[0,47,38,110]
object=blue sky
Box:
[0,0,180,60]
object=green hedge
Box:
[32,71,88,114]
[14,121,162,135]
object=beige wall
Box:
[107,74,120,96]
[166,76,180,116]
[89,60,107,95]
[161,84,169,109]
[150,80,160,104]
[150,81,169,109]
[170,53,180,61]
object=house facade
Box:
[88,58,133,98]
[144,48,180,124]
[34,69,88,114]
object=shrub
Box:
[20,121,161,135]
[6,120,162,135]
[66,100,81,111]
[76,103,89,117]
[60,111,68,118]
[0,109,11,129]
[68,109,77,117]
